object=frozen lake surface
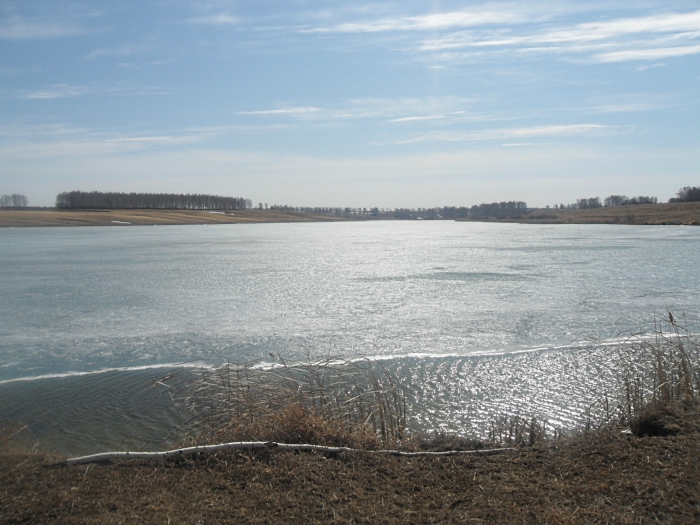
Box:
[1,222,698,454]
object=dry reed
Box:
[614,313,699,427]
[0,423,38,455]
[168,356,407,449]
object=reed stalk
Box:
[168,355,408,449]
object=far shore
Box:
[460,201,700,226]
[1,201,699,227]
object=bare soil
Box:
[2,411,699,524]
[0,209,364,227]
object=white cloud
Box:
[304,7,537,34]
[414,9,700,63]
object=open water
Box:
[1,221,698,455]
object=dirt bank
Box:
[2,411,699,524]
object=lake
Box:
[1,221,698,455]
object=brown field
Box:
[462,201,700,225]
[0,208,364,227]
[2,406,699,525]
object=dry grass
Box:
[3,419,700,524]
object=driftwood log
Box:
[64,442,515,465]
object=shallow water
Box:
[1,222,698,454]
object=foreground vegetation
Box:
[2,316,699,523]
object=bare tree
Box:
[0,194,28,207]
[604,195,627,207]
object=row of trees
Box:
[549,195,659,209]
[555,186,699,209]
[468,201,528,217]
[577,197,602,209]
[270,202,527,219]
[603,195,658,207]
[55,191,252,210]
[0,194,28,207]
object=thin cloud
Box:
[241,98,477,124]
[0,16,89,40]
[87,43,143,60]
[241,107,322,116]
[15,84,173,100]
[501,142,548,147]
[22,85,91,100]
[186,14,239,26]
[105,136,198,145]
[398,124,611,144]
[597,44,700,62]
[391,111,469,123]
[391,115,446,123]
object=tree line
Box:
[55,191,252,210]
[0,194,28,207]
[547,186,700,210]
[270,202,528,219]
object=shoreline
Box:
[3,403,699,524]
[2,201,699,227]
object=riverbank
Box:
[0,208,365,227]
[2,402,699,524]
[2,201,700,227]
[460,201,700,225]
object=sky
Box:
[1,1,699,208]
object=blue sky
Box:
[1,1,699,207]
